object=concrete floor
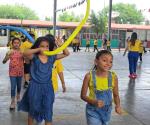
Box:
[0,47,150,125]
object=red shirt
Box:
[9,50,24,76]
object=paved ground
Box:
[0,47,150,125]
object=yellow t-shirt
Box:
[88,71,116,99]
[20,40,33,52]
[107,41,110,46]
[52,60,64,92]
[128,40,141,52]
[86,40,90,45]
[72,39,78,44]
[94,40,98,45]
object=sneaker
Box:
[10,101,15,111]
[128,74,133,78]
[132,73,137,78]
[24,81,29,89]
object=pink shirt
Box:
[9,50,24,76]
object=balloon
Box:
[0,26,34,43]
[44,0,90,56]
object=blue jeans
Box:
[128,51,139,74]
[10,76,22,98]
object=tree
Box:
[102,3,144,24]
[0,4,39,20]
[58,11,83,22]
[89,10,107,36]
[45,16,52,21]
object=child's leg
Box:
[128,52,134,75]
[10,76,17,98]
[16,76,22,101]
[88,46,90,52]
[93,46,95,52]
[10,76,17,108]
[85,46,87,51]
[28,115,34,125]
[133,53,139,73]
[139,53,142,61]
[96,46,99,52]
[45,121,52,125]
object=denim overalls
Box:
[86,71,113,125]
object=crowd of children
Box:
[3,31,149,125]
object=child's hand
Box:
[62,83,66,93]
[55,37,63,47]
[96,100,104,108]
[115,106,122,115]
[39,48,48,53]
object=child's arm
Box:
[123,47,128,56]
[58,72,66,93]
[113,75,122,115]
[23,48,42,59]
[56,48,70,60]
[2,50,11,64]
[81,73,104,107]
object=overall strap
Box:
[108,71,112,88]
[91,70,112,90]
[91,70,96,91]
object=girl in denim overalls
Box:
[81,50,122,125]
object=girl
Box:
[106,40,111,51]
[93,38,99,52]
[85,38,90,52]
[18,36,69,125]
[81,50,121,125]
[2,37,24,110]
[123,32,141,79]
[139,42,144,62]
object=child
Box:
[52,60,66,93]
[18,36,69,125]
[85,38,90,52]
[123,32,141,79]
[2,37,24,110]
[106,40,111,51]
[93,38,99,52]
[45,34,66,93]
[139,42,144,62]
[20,33,35,88]
[81,50,121,125]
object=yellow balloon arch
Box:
[44,0,90,56]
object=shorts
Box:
[86,44,90,47]
[24,63,31,74]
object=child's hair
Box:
[45,34,56,50]
[130,32,137,46]
[31,36,55,51]
[93,50,113,70]
[12,37,21,44]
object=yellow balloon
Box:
[44,0,90,56]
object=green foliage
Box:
[0,4,39,20]
[45,16,52,21]
[58,11,84,22]
[89,10,107,35]
[102,3,144,24]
